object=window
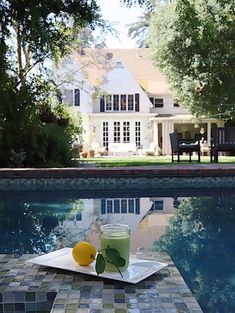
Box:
[128,199,135,213]
[101,198,137,215]
[106,95,112,110]
[121,199,127,213]
[174,99,180,107]
[128,95,134,111]
[149,97,154,104]
[123,121,130,143]
[121,95,127,111]
[113,95,119,111]
[151,200,164,211]
[114,199,120,213]
[135,121,141,149]
[102,94,137,112]
[106,200,113,213]
[154,98,164,108]
[74,89,80,106]
[63,90,73,106]
[103,122,109,149]
[135,94,139,111]
[114,122,120,143]
[76,212,82,221]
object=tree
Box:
[128,10,152,47]
[148,0,235,120]
[1,1,100,84]
[121,0,153,8]
[0,1,101,167]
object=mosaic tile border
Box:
[0,176,235,191]
[0,252,203,313]
[0,167,235,191]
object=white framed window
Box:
[113,95,119,111]
[63,89,80,107]
[149,97,164,108]
[128,95,134,111]
[121,95,127,111]
[114,199,120,213]
[104,198,136,214]
[106,200,113,213]
[174,99,180,107]
[114,122,121,143]
[121,199,128,213]
[103,122,109,149]
[103,94,137,112]
[151,200,164,211]
[135,121,141,149]
[123,121,130,143]
[106,95,112,110]
[154,98,164,108]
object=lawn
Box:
[77,155,235,167]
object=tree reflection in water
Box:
[153,196,235,313]
[0,196,84,254]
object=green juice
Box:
[101,231,130,272]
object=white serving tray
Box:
[27,248,168,284]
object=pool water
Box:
[0,189,235,313]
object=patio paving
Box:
[0,251,203,313]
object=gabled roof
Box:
[72,48,171,95]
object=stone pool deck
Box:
[0,251,203,313]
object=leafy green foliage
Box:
[148,0,235,120]
[128,10,152,47]
[95,248,126,277]
[0,0,97,167]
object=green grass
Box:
[76,155,235,168]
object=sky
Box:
[96,0,144,48]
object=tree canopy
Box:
[0,0,101,167]
[148,0,235,120]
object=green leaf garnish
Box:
[95,252,106,275]
[95,247,126,277]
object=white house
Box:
[57,48,223,155]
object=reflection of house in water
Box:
[58,197,182,251]
[132,197,180,252]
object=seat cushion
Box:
[179,143,199,151]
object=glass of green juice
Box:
[100,223,131,272]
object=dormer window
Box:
[149,97,164,108]
[154,98,164,108]
[121,95,127,111]
[174,99,180,107]
[101,94,139,112]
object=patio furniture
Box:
[170,131,201,163]
[211,127,235,162]
[201,141,210,156]
[144,143,156,156]
[109,142,137,156]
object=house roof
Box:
[72,48,171,95]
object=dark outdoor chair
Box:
[211,127,235,162]
[170,131,201,163]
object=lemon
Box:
[72,241,96,266]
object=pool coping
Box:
[1,165,235,178]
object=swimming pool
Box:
[0,189,234,313]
